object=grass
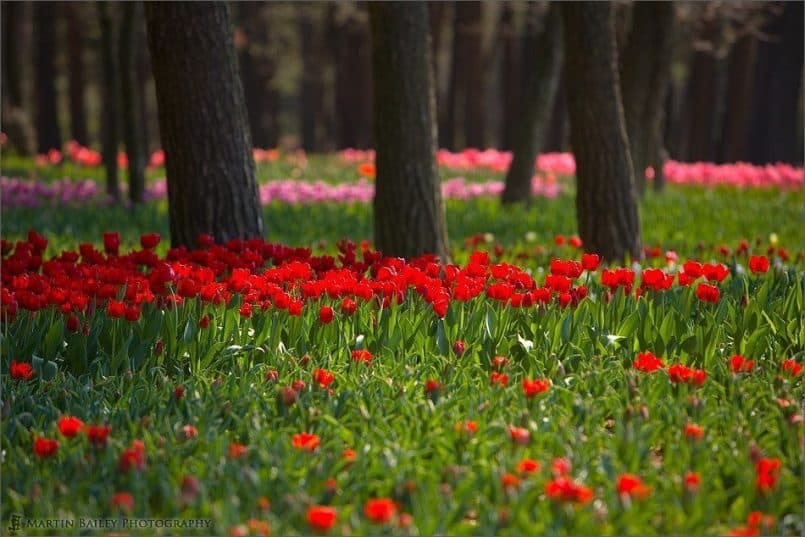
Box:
[1,155,804,536]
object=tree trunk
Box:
[66,4,88,146]
[680,19,723,163]
[502,3,563,205]
[369,2,449,260]
[137,16,153,152]
[434,2,454,149]
[543,74,567,152]
[98,2,121,201]
[33,2,62,153]
[719,35,757,163]
[458,2,485,148]
[120,2,146,204]
[236,2,276,149]
[2,2,35,155]
[499,3,520,151]
[145,2,263,247]
[335,5,373,149]
[562,2,642,262]
[300,7,324,151]
[619,1,675,196]
[747,2,804,164]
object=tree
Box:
[562,2,642,262]
[747,2,804,164]
[66,3,88,146]
[33,2,61,153]
[447,2,485,149]
[1,1,35,155]
[120,2,146,204]
[369,2,449,260]
[145,2,263,247]
[98,2,121,201]
[501,3,563,205]
[619,1,675,195]
[299,5,326,151]
[237,3,278,149]
[334,4,373,149]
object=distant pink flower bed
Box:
[341,148,804,188]
[0,176,562,209]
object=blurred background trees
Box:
[2,1,800,165]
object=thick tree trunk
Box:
[33,2,62,153]
[145,1,264,247]
[98,2,121,201]
[335,5,373,149]
[502,4,563,205]
[747,2,804,164]
[619,1,675,196]
[369,2,449,260]
[66,4,88,146]
[562,2,642,262]
[120,2,146,204]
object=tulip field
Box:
[2,149,805,536]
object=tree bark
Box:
[502,3,563,205]
[33,2,62,153]
[66,4,88,146]
[369,2,449,260]
[2,2,35,155]
[145,1,264,247]
[719,35,757,163]
[335,4,373,149]
[619,1,675,196]
[747,2,804,164]
[457,2,485,148]
[300,6,324,151]
[120,2,146,204]
[562,2,642,262]
[680,19,723,163]
[499,2,520,151]
[98,2,121,201]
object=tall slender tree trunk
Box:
[681,19,723,163]
[747,2,804,164]
[502,3,563,205]
[236,3,276,149]
[543,74,567,152]
[719,35,757,163]
[33,2,62,153]
[458,2,485,148]
[2,2,35,155]
[499,3,520,151]
[620,1,675,195]
[300,7,324,151]
[434,2,454,149]
[145,2,263,247]
[369,2,449,260]
[137,18,153,152]
[335,5,373,149]
[66,4,88,146]
[120,2,146,204]
[562,2,642,262]
[98,2,121,201]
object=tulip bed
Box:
[2,158,805,536]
